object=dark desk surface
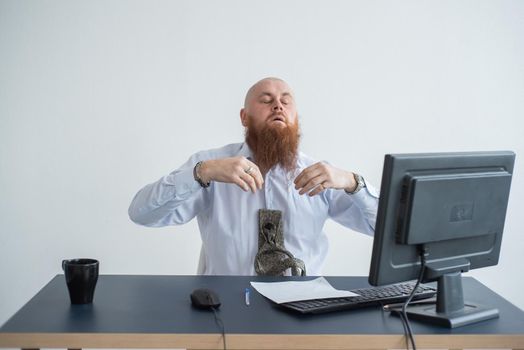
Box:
[1,275,523,349]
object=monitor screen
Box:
[368,151,515,327]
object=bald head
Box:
[240,77,298,130]
[244,77,293,108]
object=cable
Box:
[388,305,411,350]
[397,310,410,350]
[211,306,227,350]
[403,245,428,350]
[389,245,427,350]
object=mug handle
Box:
[62,260,68,271]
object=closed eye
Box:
[281,94,292,105]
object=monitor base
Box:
[406,303,499,328]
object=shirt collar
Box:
[238,142,304,176]
[238,142,254,161]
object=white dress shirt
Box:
[128,142,379,275]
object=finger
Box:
[295,165,324,189]
[308,184,326,196]
[239,171,258,193]
[232,176,250,192]
[296,162,328,186]
[299,174,327,195]
[232,162,256,192]
[245,160,264,189]
[237,157,254,175]
[294,163,317,186]
[252,169,264,190]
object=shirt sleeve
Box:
[128,154,211,227]
[326,182,379,236]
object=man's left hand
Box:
[294,162,357,196]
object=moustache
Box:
[268,113,287,123]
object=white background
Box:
[1,0,523,328]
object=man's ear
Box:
[240,108,248,127]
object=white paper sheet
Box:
[250,277,358,304]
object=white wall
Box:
[1,0,523,326]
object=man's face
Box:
[241,78,301,173]
[240,79,298,132]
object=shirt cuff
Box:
[171,167,202,199]
[348,182,379,205]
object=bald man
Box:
[129,78,379,275]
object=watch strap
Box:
[193,161,210,188]
[345,173,366,194]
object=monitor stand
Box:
[406,272,499,328]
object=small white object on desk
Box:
[245,288,250,306]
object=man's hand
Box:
[294,162,357,196]
[199,157,264,193]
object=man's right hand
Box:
[198,157,264,193]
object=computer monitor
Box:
[369,151,515,328]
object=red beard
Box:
[245,117,301,174]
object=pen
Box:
[245,288,250,306]
[382,299,436,311]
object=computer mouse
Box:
[190,288,221,309]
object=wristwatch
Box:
[193,161,210,188]
[345,173,366,194]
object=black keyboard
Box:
[280,281,437,314]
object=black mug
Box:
[62,258,99,304]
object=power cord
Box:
[392,244,428,350]
[211,306,227,350]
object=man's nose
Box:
[272,101,283,111]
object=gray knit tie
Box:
[254,209,306,276]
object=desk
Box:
[0,275,523,350]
